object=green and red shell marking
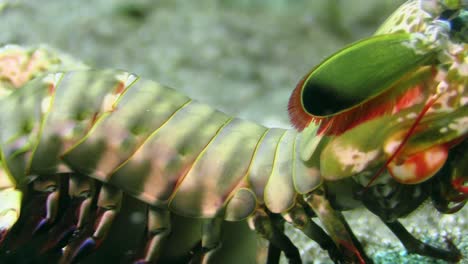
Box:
[289,0,467,185]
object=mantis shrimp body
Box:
[0,0,467,263]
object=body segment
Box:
[1,70,319,220]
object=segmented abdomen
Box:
[0,70,320,221]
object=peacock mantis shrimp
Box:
[0,0,466,263]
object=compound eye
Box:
[448,9,468,42]
[439,9,458,20]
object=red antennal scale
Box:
[288,75,313,131]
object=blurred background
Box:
[1,0,466,263]
[0,0,408,127]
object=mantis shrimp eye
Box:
[447,9,468,42]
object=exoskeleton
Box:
[0,0,467,263]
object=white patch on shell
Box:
[42,72,62,85]
[439,127,448,133]
[41,96,52,113]
[384,139,402,155]
[333,146,379,174]
[406,112,418,119]
[448,117,468,135]
[115,72,138,90]
[434,67,447,82]
[101,93,117,112]
[424,148,446,166]
[402,33,428,55]
[403,18,449,55]
[458,62,468,77]
[389,163,417,182]
[461,96,468,106]
[436,80,449,93]
[429,89,457,113]
[420,0,442,16]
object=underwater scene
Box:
[0,0,466,263]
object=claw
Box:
[33,189,61,234]
[304,190,372,264]
[59,209,112,263]
[38,198,83,254]
[337,240,366,264]
[35,174,95,256]
[434,200,466,214]
[57,184,121,263]
[60,218,97,263]
[76,237,97,254]
[444,237,461,261]
[449,140,467,199]
[430,145,467,214]
[33,218,50,234]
